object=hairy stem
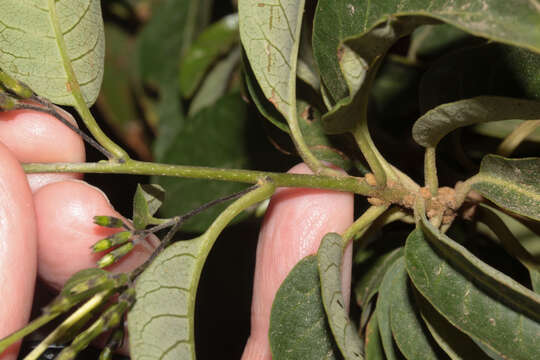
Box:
[497,120,540,157]
[424,147,438,197]
[342,204,389,245]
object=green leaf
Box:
[179,14,239,98]
[472,155,540,221]
[355,248,404,311]
[473,120,540,143]
[412,96,540,148]
[405,221,540,359]
[314,0,540,108]
[414,285,492,360]
[188,46,241,116]
[317,233,364,360]
[0,0,105,106]
[238,0,305,136]
[365,310,386,360]
[388,258,442,360]
[419,43,540,112]
[132,184,166,230]
[153,93,273,232]
[408,24,473,61]
[269,256,339,360]
[128,237,204,360]
[377,259,405,360]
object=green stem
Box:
[455,175,480,209]
[352,122,388,187]
[342,204,389,245]
[23,160,372,195]
[48,0,129,162]
[424,147,438,197]
[0,314,58,355]
[497,120,540,157]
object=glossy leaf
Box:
[317,233,364,359]
[239,0,304,127]
[128,237,204,359]
[419,43,540,112]
[414,283,492,360]
[376,259,405,360]
[405,222,540,359]
[179,14,239,98]
[365,310,386,360]
[0,0,105,106]
[472,155,540,221]
[388,258,441,360]
[188,46,241,116]
[314,0,540,107]
[132,184,166,230]
[355,247,404,310]
[412,96,540,148]
[269,255,339,360]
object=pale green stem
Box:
[0,314,58,354]
[23,160,372,195]
[424,147,438,197]
[497,120,540,157]
[342,205,389,246]
[454,175,480,209]
[352,122,388,187]
[48,0,129,162]
[24,290,114,360]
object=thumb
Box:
[242,163,354,360]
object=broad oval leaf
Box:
[269,255,340,360]
[238,0,304,126]
[0,0,105,106]
[317,233,364,360]
[128,237,204,360]
[179,14,239,98]
[412,96,540,148]
[389,258,442,360]
[314,0,540,106]
[472,155,540,221]
[405,223,540,359]
[376,258,406,360]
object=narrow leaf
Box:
[0,0,105,106]
[405,224,540,359]
[132,184,166,230]
[318,233,364,360]
[269,256,339,360]
[412,97,540,148]
[377,259,406,360]
[389,258,442,360]
[179,13,239,98]
[472,155,540,221]
[365,310,386,360]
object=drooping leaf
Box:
[355,247,404,311]
[414,281,494,360]
[0,0,105,106]
[132,184,166,230]
[388,258,442,360]
[408,24,473,61]
[179,13,239,98]
[405,222,540,359]
[317,233,364,359]
[188,46,241,116]
[153,93,275,232]
[238,0,305,141]
[472,155,540,221]
[376,259,405,360]
[419,43,540,112]
[269,255,339,360]
[412,96,540,148]
[314,0,540,108]
[365,310,386,360]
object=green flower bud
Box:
[92,231,133,252]
[0,70,33,98]
[93,216,125,228]
[0,92,17,110]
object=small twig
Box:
[13,101,115,160]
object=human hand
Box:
[0,107,157,360]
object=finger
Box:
[0,143,37,360]
[242,163,354,360]
[33,180,159,290]
[0,106,85,192]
